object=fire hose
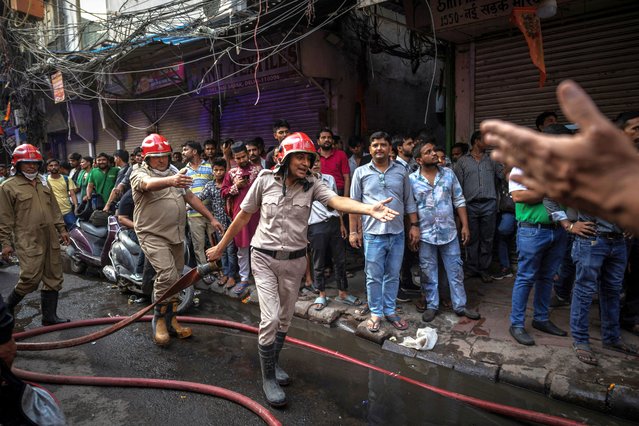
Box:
[12,264,585,426]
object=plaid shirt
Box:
[198,180,231,229]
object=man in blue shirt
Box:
[349,131,419,332]
[409,142,479,322]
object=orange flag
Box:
[3,101,10,122]
[511,7,546,87]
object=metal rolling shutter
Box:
[156,96,212,146]
[474,7,639,129]
[122,103,152,152]
[219,80,328,148]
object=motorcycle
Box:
[102,217,194,314]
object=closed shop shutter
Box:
[156,96,212,146]
[122,104,153,152]
[219,80,328,148]
[120,97,212,151]
[474,6,639,129]
[65,137,89,157]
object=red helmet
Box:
[277,132,318,167]
[141,133,172,158]
[12,144,43,166]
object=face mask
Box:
[23,171,38,180]
[150,167,172,177]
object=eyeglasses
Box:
[378,173,386,189]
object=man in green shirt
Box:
[85,152,119,207]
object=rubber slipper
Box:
[355,304,370,316]
[366,317,381,332]
[603,341,639,356]
[313,296,328,311]
[218,276,228,287]
[233,281,250,295]
[225,278,236,289]
[385,315,409,331]
[334,294,362,306]
[300,287,318,297]
[573,344,598,366]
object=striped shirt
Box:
[453,153,502,204]
[185,161,213,217]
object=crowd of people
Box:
[2,81,639,406]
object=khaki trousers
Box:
[188,216,215,266]
[139,234,184,303]
[15,226,63,295]
[251,248,306,346]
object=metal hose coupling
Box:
[196,261,221,277]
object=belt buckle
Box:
[275,251,288,261]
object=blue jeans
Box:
[510,225,567,327]
[363,232,404,317]
[63,211,77,230]
[554,233,576,300]
[570,236,627,346]
[497,212,516,269]
[222,240,238,278]
[419,237,466,311]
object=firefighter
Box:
[0,144,70,325]
[130,134,223,346]
[206,132,398,407]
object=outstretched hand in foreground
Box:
[481,80,639,234]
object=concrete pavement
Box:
[206,262,639,422]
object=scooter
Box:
[66,215,117,274]
[102,218,194,314]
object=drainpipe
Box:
[445,42,455,153]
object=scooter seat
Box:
[120,232,141,255]
[79,221,108,238]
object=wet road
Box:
[1,265,633,425]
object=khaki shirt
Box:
[241,170,337,251]
[131,164,188,244]
[0,174,65,253]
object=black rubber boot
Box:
[258,343,287,407]
[273,331,290,386]
[41,291,70,326]
[6,290,24,319]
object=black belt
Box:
[597,232,624,239]
[519,222,558,230]
[253,247,307,260]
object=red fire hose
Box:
[13,316,585,426]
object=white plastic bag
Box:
[399,326,438,351]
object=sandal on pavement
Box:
[313,296,328,311]
[218,276,229,287]
[300,286,318,297]
[385,314,409,331]
[415,299,426,313]
[366,316,381,333]
[334,294,362,306]
[355,304,370,316]
[225,277,237,289]
[233,281,250,295]
[573,344,598,366]
[603,340,639,356]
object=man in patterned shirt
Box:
[410,142,480,323]
[197,158,237,288]
[182,141,214,266]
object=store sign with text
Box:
[134,62,185,95]
[51,71,65,103]
[187,44,300,97]
[432,0,540,30]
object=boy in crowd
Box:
[198,158,237,288]
[410,142,479,322]
[308,160,360,311]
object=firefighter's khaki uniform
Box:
[241,170,337,345]
[131,164,186,303]
[0,175,66,295]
